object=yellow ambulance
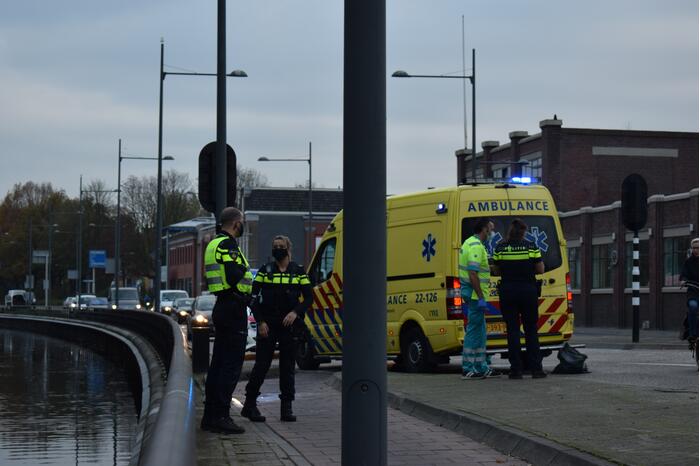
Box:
[296,180,573,372]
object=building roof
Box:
[244,187,343,213]
[166,216,215,232]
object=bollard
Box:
[192,326,210,373]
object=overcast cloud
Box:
[0,0,697,198]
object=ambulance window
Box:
[309,238,337,285]
[461,216,562,271]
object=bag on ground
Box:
[552,342,589,374]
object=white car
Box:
[160,289,189,318]
[64,294,96,310]
[5,290,34,308]
[247,307,257,352]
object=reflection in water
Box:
[0,329,138,465]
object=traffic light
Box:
[198,141,237,214]
[621,174,648,232]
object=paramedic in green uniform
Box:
[459,218,498,379]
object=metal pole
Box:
[27,217,32,291]
[215,0,227,217]
[116,138,121,307]
[165,229,169,289]
[461,16,467,150]
[308,141,313,265]
[47,215,53,306]
[155,41,165,314]
[78,175,83,308]
[471,48,476,178]
[632,232,640,342]
[342,0,387,464]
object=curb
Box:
[326,373,616,466]
[582,342,687,351]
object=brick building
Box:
[456,118,699,329]
[165,187,343,297]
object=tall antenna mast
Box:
[461,15,468,150]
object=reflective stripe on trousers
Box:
[462,299,490,374]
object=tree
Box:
[83,179,115,208]
[237,164,269,191]
[122,170,202,233]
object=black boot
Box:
[281,400,296,422]
[208,416,245,434]
[241,398,266,422]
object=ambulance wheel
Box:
[401,327,435,373]
[296,335,320,370]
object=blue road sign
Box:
[89,250,107,269]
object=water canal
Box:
[0,329,138,465]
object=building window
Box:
[591,244,613,288]
[522,157,542,178]
[625,241,649,288]
[493,166,510,179]
[567,247,581,289]
[664,237,690,286]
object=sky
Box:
[0,0,697,199]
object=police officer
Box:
[200,207,254,434]
[241,235,312,423]
[493,218,546,379]
[460,218,499,379]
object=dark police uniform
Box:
[493,239,544,376]
[201,231,253,430]
[244,261,312,415]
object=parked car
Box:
[173,297,195,324]
[85,297,109,311]
[159,289,189,318]
[186,294,216,340]
[109,287,141,310]
[5,289,34,308]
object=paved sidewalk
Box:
[194,370,527,466]
[570,326,687,350]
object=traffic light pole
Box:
[216,0,227,219]
[342,1,387,464]
[632,231,640,342]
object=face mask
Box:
[236,221,245,237]
[272,248,288,261]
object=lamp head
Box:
[257,157,270,162]
[392,70,410,78]
[163,156,175,161]
[229,70,248,77]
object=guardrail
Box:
[0,306,196,466]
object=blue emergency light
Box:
[511,176,532,184]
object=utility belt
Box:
[215,289,251,305]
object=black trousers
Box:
[245,323,297,402]
[203,322,247,420]
[499,281,542,373]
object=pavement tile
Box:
[194,366,527,465]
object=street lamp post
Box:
[156,39,246,314]
[117,149,174,309]
[258,142,313,264]
[392,48,477,178]
[46,218,58,306]
[78,182,117,308]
